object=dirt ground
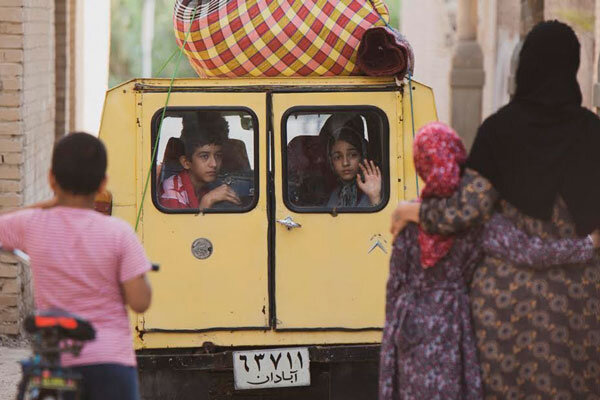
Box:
[0,336,30,400]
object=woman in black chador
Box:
[391,20,600,398]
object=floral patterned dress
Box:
[418,168,600,400]
[379,211,595,400]
[379,223,483,400]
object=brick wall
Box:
[55,0,69,140]
[68,0,75,131]
[0,0,56,335]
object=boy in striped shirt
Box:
[0,132,152,400]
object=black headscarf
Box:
[467,20,600,235]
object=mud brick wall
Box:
[0,0,56,335]
[55,0,73,139]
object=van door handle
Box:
[277,216,302,230]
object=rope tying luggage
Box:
[135,6,199,232]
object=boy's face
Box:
[180,144,223,184]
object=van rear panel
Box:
[99,76,437,399]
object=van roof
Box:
[110,76,432,94]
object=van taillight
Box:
[94,190,113,215]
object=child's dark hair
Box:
[51,132,107,195]
[181,112,229,159]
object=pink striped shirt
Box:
[0,207,150,367]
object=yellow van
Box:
[98,75,436,399]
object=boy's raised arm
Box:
[0,197,57,216]
[0,207,40,251]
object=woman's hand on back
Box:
[390,201,421,239]
[590,229,600,249]
[357,160,382,206]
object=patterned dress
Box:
[379,210,594,400]
[379,223,483,400]
[418,169,600,400]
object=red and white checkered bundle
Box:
[173,0,391,77]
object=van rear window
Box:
[151,108,258,213]
[283,108,389,213]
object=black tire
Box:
[15,375,29,400]
[37,389,60,400]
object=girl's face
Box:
[330,140,361,182]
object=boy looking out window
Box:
[159,112,241,209]
[0,132,152,400]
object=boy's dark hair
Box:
[181,112,229,159]
[51,132,107,195]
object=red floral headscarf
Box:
[413,122,467,268]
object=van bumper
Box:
[137,344,380,400]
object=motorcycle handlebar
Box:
[11,249,30,263]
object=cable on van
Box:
[367,0,420,194]
[407,72,420,194]
[134,5,199,232]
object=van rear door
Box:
[271,90,401,329]
[138,91,269,331]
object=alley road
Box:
[0,346,29,399]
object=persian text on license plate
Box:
[233,347,310,390]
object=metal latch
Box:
[276,216,302,230]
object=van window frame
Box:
[150,106,260,214]
[281,105,390,214]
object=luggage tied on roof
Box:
[173,0,414,79]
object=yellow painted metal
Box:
[139,329,383,349]
[98,76,437,349]
[99,85,147,334]
[401,81,438,199]
[272,91,398,329]
[98,84,138,208]
[137,92,269,331]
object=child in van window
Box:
[378,122,600,400]
[326,124,382,208]
[0,132,152,400]
[159,112,241,209]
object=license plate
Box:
[233,347,310,390]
